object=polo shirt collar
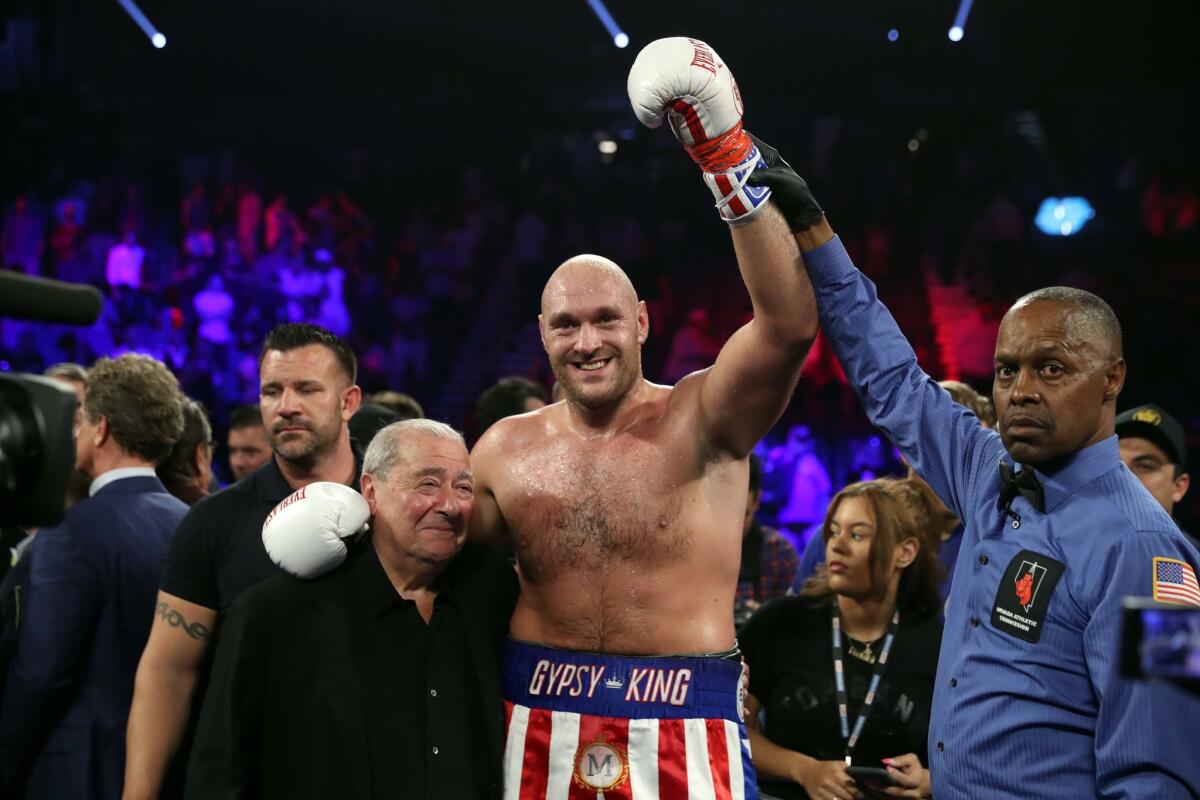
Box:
[254,442,364,505]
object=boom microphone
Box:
[0,270,104,325]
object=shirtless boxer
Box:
[470,38,829,799]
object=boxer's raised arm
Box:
[696,206,822,456]
[628,38,823,456]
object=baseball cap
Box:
[1115,404,1187,470]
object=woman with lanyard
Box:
[740,476,948,800]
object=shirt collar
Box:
[256,443,364,505]
[349,538,407,618]
[349,535,467,619]
[89,466,158,497]
[1016,435,1122,513]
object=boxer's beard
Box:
[552,350,641,410]
[269,415,342,470]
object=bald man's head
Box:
[541,255,639,317]
[538,254,649,411]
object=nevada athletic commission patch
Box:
[991,549,1065,643]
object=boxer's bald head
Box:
[541,255,639,317]
[539,254,649,412]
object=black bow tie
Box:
[998,461,1045,513]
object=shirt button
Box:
[432,746,439,755]
[979,554,989,565]
[937,741,944,752]
[971,617,980,627]
[430,689,437,698]
[950,678,958,687]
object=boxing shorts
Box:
[502,639,757,799]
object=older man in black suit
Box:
[185,419,518,800]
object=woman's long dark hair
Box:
[800,474,957,617]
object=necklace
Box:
[846,635,882,663]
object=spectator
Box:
[226,404,271,482]
[0,354,188,800]
[741,476,945,800]
[473,376,547,439]
[124,324,362,800]
[1117,403,1194,544]
[185,420,517,799]
[1,196,45,275]
[348,402,401,449]
[736,452,800,625]
[194,275,234,345]
[43,362,92,509]
[793,380,980,605]
[157,399,215,506]
[938,380,997,428]
[662,307,721,384]
[368,390,425,421]
[105,228,146,291]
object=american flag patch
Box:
[1152,557,1200,606]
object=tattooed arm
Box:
[123,592,216,800]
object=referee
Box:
[751,157,1200,798]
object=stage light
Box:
[888,29,900,42]
[598,140,617,154]
[907,139,920,152]
[1035,197,1095,236]
[949,0,975,43]
[584,0,627,49]
[116,0,167,50]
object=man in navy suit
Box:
[0,354,189,800]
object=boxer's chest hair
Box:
[510,436,693,584]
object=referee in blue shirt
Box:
[749,141,1200,799]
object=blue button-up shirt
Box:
[804,236,1200,799]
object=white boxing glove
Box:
[262,481,370,578]
[627,36,770,223]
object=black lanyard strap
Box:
[831,603,900,764]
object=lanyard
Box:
[831,603,900,765]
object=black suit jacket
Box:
[185,539,518,800]
[0,476,189,799]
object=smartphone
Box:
[1120,597,1200,686]
[846,765,898,787]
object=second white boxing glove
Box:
[262,481,370,578]
[627,36,771,223]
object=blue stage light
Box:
[116,0,167,50]
[1035,197,1095,236]
[948,0,974,42]
[888,29,900,42]
[585,0,627,49]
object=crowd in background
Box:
[3,113,1197,530]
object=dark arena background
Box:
[3,0,1198,536]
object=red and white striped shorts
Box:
[502,640,756,799]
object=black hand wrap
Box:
[746,133,826,232]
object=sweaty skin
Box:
[471,209,829,655]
